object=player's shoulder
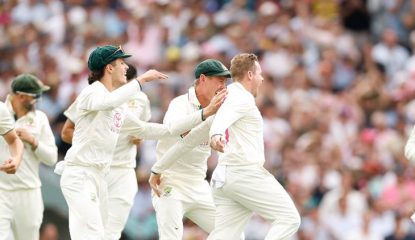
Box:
[34,110,50,122]
[134,91,150,102]
[78,81,103,97]
[169,94,188,106]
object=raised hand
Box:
[203,88,227,119]
[137,69,168,85]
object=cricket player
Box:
[0,74,58,240]
[0,102,23,175]
[149,59,230,239]
[59,45,223,239]
[207,53,300,239]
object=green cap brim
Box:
[111,52,132,60]
[40,85,51,92]
[209,71,231,78]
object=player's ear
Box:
[105,63,113,72]
[247,70,253,80]
[199,74,206,83]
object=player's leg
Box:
[11,189,43,240]
[228,167,300,240]
[60,166,105,240]
[207,187,252,240]
[105,168,137,240]
[184,199,216,233]
[152,196,185,240]
[0,190,13,240]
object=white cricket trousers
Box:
[208,165,301,240]
[105,167,138,240]
[0,188,43,240]
[152,181,216,240]
[60,165,108,240]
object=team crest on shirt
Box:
[90,192,97,202]
[128,99,139,109]
[25,117,36,128]
[163,186,172,197]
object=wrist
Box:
[31,137,38,150]
[202,107,212,120]
[136,77,144,89]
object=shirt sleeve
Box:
[33,112,58,166]
[122,109,204,139]
[139,94,152,122]
[209,92,249,138]
[77,80,141,111]
[151,117,213,173]
[64,100,78,122]
[405,126,415,162]
[0,102,14,135]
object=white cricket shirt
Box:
[64,80,142,170]
[155,87,211,181]
[111,92,151,168]
[209,82,265,166]
[65,81,204,170]
[64,92,151,169]
[0,97,58,190]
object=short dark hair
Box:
[87,61,117,84]
[87,68,105,84]
[230,53,258,82]
[126,63,137,81]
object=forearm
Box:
[9,137,23,163]
[152,118,212,173]
[84,80,141,111]
[127,110,205,139]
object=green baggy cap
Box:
[88,45,132,71]
[11,74,50,98]
[194,59,231,79]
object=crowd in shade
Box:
[3,0,415,239]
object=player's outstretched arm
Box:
[79,70,168,111]
[125,89,226,140]
[151,117,213,174]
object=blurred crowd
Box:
[3,0,415,239]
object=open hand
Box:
[210,134,226,153]
[149,172,162,197]
[203,88,227,118]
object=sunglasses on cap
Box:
[15,91,41,99]
[105,45,123,62]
